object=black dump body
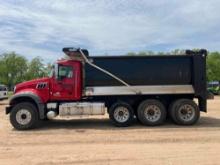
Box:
[85,54,206,89]
[85,55,192,86]
[85,51,207,112]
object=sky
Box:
[0,0,220,63]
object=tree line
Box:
[0,52,51,90]
[0,50,220,90]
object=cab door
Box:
[50,62,82,101]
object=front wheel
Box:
[109,102,134,127]
[10,102,39,130]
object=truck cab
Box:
[50,60,82,101]
[13,60,82,102]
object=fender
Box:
[6,92,45,119]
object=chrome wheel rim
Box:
[178,104,195,122]
[16,109,32,125]
[144,105,161,122]
[113,106,130,123]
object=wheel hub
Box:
[178,104,195,121]
[21,114,27,119]
[16,109,32,125]
[118,111,124,116]
[147,109,155,116]
[144,105,161,122]
[180,109,188,115]
[113,107,130,123]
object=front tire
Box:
[109,102,134,127]
[10,102,39,130]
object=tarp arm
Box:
[78,49,141,94]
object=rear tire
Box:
[137,99,166,126]
[169,99,200,125]
[10,102,39,130]
[109,102,134,127]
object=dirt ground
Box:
[0,97,220,165]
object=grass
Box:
[7,91,13,98]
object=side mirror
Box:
[55,63,59,80]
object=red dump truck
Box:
[6,48,209,130]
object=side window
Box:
[58,65,73,79]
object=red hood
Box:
[15,77,50,93]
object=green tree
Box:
[207,52,220,81]
[25,57,48,80]
[170,49,185,55]
[0,52,28,90]
[0,53,51,90]
[127,52,136,56]
[138,51,155,56]
[127,51,155,56]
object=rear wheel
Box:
[169,99,200,125]
[137,99,167,126]
[10,102,39,130]
[109,102,134,127]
